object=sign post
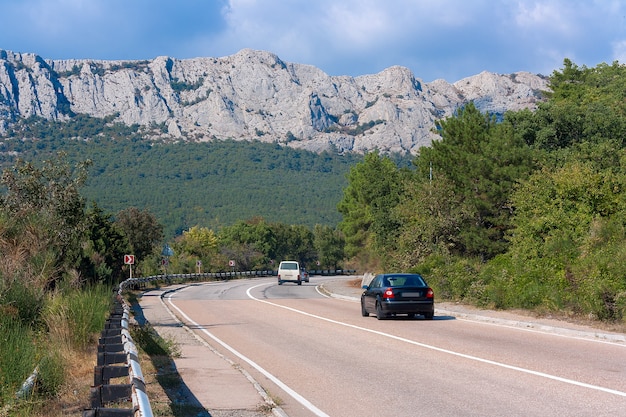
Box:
[124,255,135,279]
[161,244,174,276]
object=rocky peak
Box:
[0,48,549,154]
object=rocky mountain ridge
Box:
[0,48,548,154]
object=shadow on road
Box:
[375,314,457,321]
[131,302,214,417]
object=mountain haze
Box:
[0,48,548,154]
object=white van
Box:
[277,261,302,285]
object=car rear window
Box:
[280,262,298,270]
[387,275,426,286]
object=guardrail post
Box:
[94,365,129,386]
[90,384,133,408]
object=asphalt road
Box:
[140,276,626,417]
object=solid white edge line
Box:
[451,315,626,345]
[246,282,626,399]
[165,289,331,417]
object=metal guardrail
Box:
[123,268,357,289]
[83,291,152,417]
[84,268,356,416]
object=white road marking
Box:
[246,282,626,399]
[164,290,331,417]
[453,316,626,345]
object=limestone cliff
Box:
[0,48,548,154]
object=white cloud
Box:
[324,2,394,47]
[612,40,626,64]
[1,0,625,81]
[514,1,573,34]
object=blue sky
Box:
[1,0,625,82]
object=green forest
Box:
[0,125,386,236]
[339,59,626,322]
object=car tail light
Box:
[426,288,434,299]
[383,288,395,299]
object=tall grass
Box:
[44,283,113,352]
[0,278,112,413]
[0,315,38,407]
[0,277,42,407]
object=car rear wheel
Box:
[278,279,283,285]
[424,312,434,320]
[297,280,302,285]
[361,299,369,317]
[375,301,386,320]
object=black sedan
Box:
[361,273,434,320]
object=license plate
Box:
[402,292,422,297]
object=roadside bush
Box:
[479,254,568,311]
[574,267,626,322]
[0,277,45,328]
[455,242,626,323]
[416,255,482,301]
[465,256,511,307]
[497,269,548,309]
[410,253,451,298]
[568,220,626,321]
[445,258,482,300]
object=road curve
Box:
[139,276,626,417]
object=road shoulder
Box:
[134,286,284,417]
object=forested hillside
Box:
[339,59,626,322]
[0,116,409,236]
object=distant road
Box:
[164,276,626,417]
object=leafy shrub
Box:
[478,254,566,310]
[563,217,626,320]
[413,254,481,301]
